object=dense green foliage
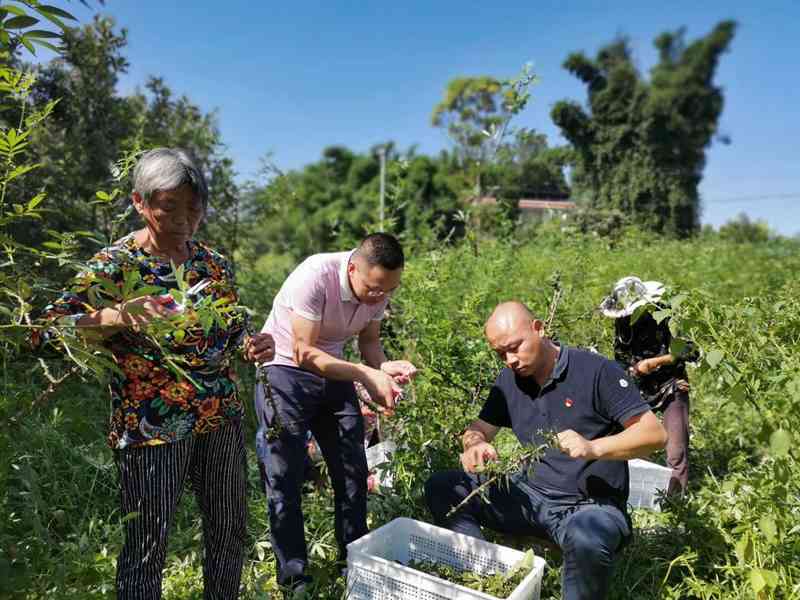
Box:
[3,229,799,599]
[718,212,772,244]
[240,132,567,267]
[552,21,736,236]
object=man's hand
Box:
[360,367,403,415]
[557,429,598,460]
[244,332,276,364]
[460,441,498,473]
[380,360,418,384]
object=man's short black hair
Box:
[356,233,405,270]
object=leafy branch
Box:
[446,430,558,518]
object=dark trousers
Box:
[115,420,248,600]
[255,365,368,588]
[425,471,630,600]
[661,388,690,493]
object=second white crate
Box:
[628,458,673,511]
[346,517,546,600]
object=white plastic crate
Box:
[628,458,673,511]
[346,517,546,600]
[365,440,396,489]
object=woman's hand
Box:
[244,332,276,363]
[632,354,674,376]
[107,295,181,328]
[632,357,661,376]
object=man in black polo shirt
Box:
[425,301,667,600]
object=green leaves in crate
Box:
[404,552,534,598]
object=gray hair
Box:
[132,147,208,208]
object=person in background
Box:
[254,233,417,597]
[34,147,275,599]
[599,276,697,494]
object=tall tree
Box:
[13,16,238,256]
[431,67,536,196]
[551,21,736,236]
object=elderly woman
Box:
[37,148,274,599]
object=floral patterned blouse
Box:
[38,233,248,450]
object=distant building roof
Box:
[472,196,577,211]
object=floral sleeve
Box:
[31,250,124,349]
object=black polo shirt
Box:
[478,345,650,505]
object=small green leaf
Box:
[769,429,791,457]
[22,29,61,39]
[32,7,66,30]
[127,286,164,300]
[735,534,753,564]
[730,383,747,404]
[27,193,45,211]
[120,511,140,523]
[652,309,670,324]
[669,293,687,309]
[750,569,766,594]
[630,303,649,325]
[4,15,39,29]
[38,5,78,21]
[29,37,59,52]
[7,163,40,183]
[669,338,687,359]
[0,5,28,17]
[705,349,724,368]
[759,516,778,544]
[762,570,779,589]
[750,568,779,593]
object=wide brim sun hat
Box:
[599,276,665,318]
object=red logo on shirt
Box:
[565,398,573,408]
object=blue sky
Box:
[52,1,800,234]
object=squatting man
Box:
[426,301,667,600]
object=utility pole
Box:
[378,145,386,231]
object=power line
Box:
[703,193,800,204]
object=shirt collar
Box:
[339,249,358,303]
[543,344,569,388]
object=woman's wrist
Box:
[101,305,125,326]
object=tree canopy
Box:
[552,21,736,237]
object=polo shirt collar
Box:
[542,344,569,389]
[340,249,358,303]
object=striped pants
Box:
[115,420,248,600]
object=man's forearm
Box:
[294,341,370,382]
[590,415,667,460]
[358,339,388,370]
